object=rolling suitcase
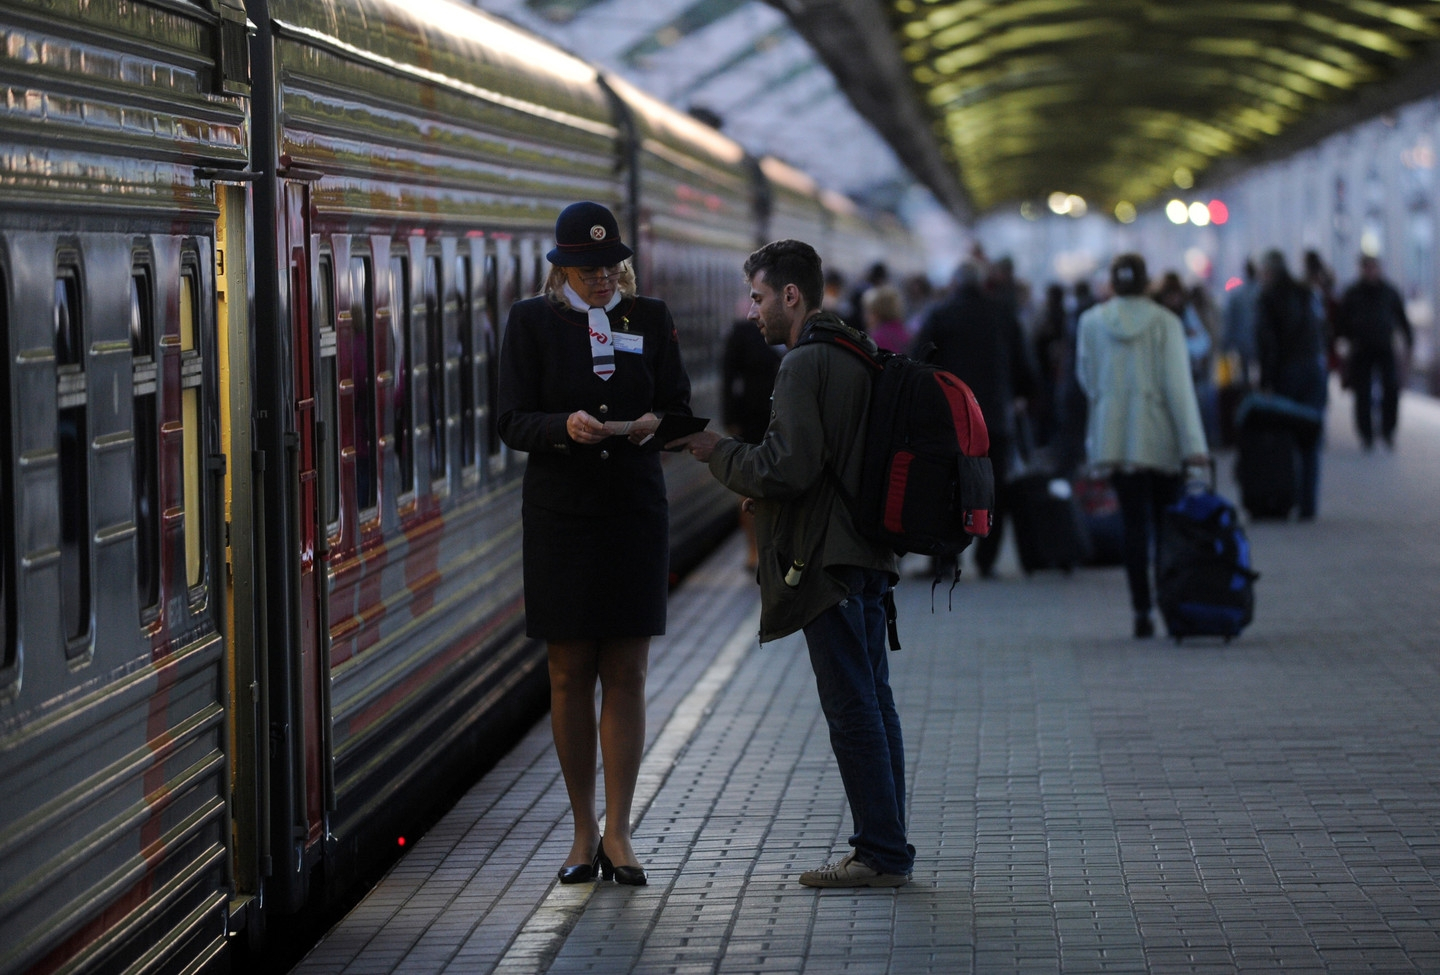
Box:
[1235,424,1298,519]
[1157,471,1258,642]
[1010,472,1091,573]
[1072,474,1123,566]
[1234,393,1321,520]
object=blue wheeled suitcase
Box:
[1157,472,1258,642]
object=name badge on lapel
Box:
[612,331,644,354]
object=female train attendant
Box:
[497,202,693,886]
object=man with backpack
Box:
[675,239,913,888]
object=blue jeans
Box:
[801,566,915,875]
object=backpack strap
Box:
[799,325,879,533]
[796,325,885,371]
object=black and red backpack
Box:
[799,330,995,561]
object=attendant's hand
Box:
[675,430,723,461]
[567,410,608,445]
[602,412,660,444]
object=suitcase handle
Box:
[1183,457,1217,493]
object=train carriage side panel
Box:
[758,156,830,258]
[0,1,247,972]
[604,75,757,576]
[259,0,628,900]
[820,190,879,285]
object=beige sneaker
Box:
[798,852,909,888]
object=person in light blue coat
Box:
[1077,254,1210,638]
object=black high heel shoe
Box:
[597,836,647,886]
[557,844,601,884]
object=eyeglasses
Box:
[574,266,623,286]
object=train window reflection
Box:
[318,256,339,532]
[55,265,91,651]
[350,257,377,516]
[424,255,446,485]
[457,254,476,470]
[131,266,160,618]
[391,254,414,497]
[1,273,13,672]
[179,263,204,591]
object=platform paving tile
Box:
[293,393,1440,973]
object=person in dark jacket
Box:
[497,201,692,886]
[913,262,1038,577]
[722,318,782,569]
[678,239,911,889]
[1336,255,1414,450]
[1257,249,1328,519]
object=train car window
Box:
[131,265,161,619]
[55,264,92,652]
[390,254,414,497]
[317,255,340,532]
[423,255,446,485]
[483,253,501,459]
[456,254,476,471]
[350,257,377,516]
[178,261,205,591]
[1,273,13,673]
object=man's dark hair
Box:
[1110,252,1149,296]
[744,239,824,310]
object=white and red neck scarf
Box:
[563,282,622,380]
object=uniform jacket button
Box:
[598,404,609,415]
[600,449,610,460]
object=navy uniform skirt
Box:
[521,500,669,640]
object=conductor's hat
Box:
[547,202,633,267]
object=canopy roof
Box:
[795,0,1440,217]
[479,0,1440,220]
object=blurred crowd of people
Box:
[819,245,1415,480]
[804,245,1414,633]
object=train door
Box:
[216,179,264,929]
[284,181,331,865]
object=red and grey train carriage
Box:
[0,1,247,972]
[0,0,919,972]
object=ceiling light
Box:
[1189,201,1211,226]
[1166,199,1189,224]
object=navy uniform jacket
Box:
[497,293,692,515]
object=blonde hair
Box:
[862,284,903,323]
[544,261,638,303]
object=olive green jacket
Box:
[708,313,898,642]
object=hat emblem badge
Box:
[590,225,606,241]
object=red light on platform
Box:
[397,836,406,847]
[1225,276,1244,291]
[1208,200,1229,225]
